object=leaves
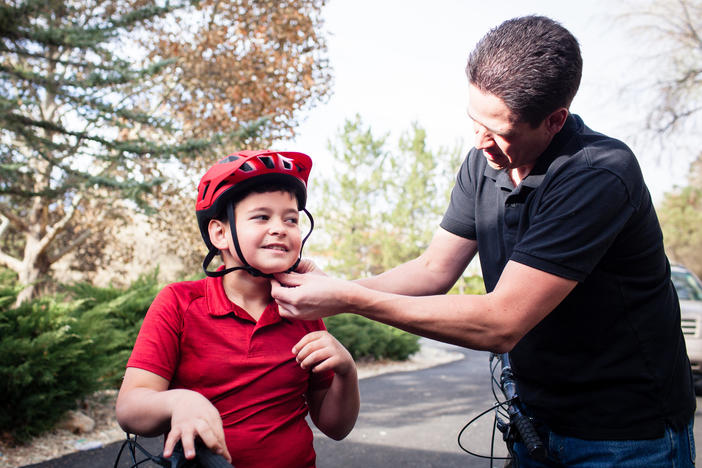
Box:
[659,184,702,278]
[308,115,463,279]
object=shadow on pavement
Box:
[315,437,492,468]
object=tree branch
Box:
[35,193,84,258]
[47,229,91,264]
[0,215,22,272]
[0,201,29,232]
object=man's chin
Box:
[483,152,506,170]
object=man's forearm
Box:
[346,284,511,351]
[355,256,459,296]
[348,261,576,352]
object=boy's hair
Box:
[466,15,582,127]
[215,179,302,223]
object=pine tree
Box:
[0,0,330,303]
[309,115,463,278]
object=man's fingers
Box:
[273,271,304,287]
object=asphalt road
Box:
[22,341,702,468]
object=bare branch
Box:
[0,216,22,271]
[35,194,84,258]
[47,229,92,264]
[0,202,29,232]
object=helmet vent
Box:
[201,182,210,200]
[219,155,240,164]
[240,162,254,172]
[281,159,292,170]
[258,156,275,169]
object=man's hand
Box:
[293,258,327,275]
[271,271,358,320]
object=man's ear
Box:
[545,107,569,136]
[208,219,229,251]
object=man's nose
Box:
[473,122,492,150]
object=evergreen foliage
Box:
[0,267,426,440]
[0,268,159,442]
[324,314,420,361]
[0,0,330,302]
[308,115,467,358]
[65,270,161,388]
[309,115,463,278]
[0,270,99,442]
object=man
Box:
[271,15,695,467]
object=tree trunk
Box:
[14,234,50,307]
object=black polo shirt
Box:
[441,114,695,439]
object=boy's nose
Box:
[268,220,286,236]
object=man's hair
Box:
[466,15,582,127]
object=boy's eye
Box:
[286,217,299,225]
[252,214,269,221]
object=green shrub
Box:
[0,276,100,442]
[324,314,420,360]
[65,271,161,387]
[0,269,161,442]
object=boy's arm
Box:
[307,367,360,440]
[295,332,360,440]
[116,367,231,462]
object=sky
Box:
[281,0,685,203]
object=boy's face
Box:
[231,190,302,274]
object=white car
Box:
[673,264,702,394]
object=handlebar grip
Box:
[169,441,233,468]
[196,444,234,468]
[511,412,545,460]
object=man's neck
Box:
[509,164,535,186]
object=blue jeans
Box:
[512,418,696,467]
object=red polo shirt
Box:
[127,275,334,468]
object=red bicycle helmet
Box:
[196,150,314,278]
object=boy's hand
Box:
[293,331,355,377]
[163,390,232,463]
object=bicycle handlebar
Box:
[497,353,546,461]
[168,440,233,468]
[113,435,233,468]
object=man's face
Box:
[467,84,553,173]
[232,190,302,274]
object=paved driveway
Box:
[23,341,702,467]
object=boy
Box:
[116,150,360,468]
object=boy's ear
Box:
[208,219,229,251]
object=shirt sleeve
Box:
[511,167,636,282]
[126,285,182,381]
[440,153,478,239]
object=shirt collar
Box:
[205,274,282,326]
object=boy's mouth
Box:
[262,244,288,252]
